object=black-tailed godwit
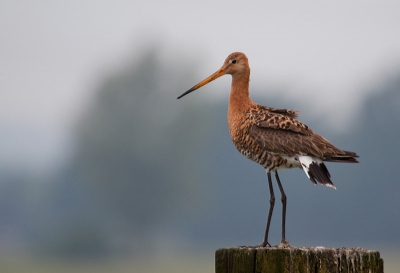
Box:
[177,52,358,247]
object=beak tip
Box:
[178,67,224,100]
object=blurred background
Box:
[1,1,400,272]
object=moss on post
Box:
[215,246,383,273]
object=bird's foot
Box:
[241,241,289,248]
[256,241,271,248]
[277,240,290,248]
[239,242,271,248]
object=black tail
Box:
[308,161,335,188]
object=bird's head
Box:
[177,52,249,99]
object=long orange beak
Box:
[177,67,226,99]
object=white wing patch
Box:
[298,156,320,179]
[298,155,336,189]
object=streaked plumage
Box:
[177,52,358,247]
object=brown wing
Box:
[250,105,309,135]
[268,107,300,118]
[249,125,346,157]
[248,105,358,161]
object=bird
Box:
[177,52,358,248]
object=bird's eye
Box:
[231,60,237,64]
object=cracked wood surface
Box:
[215,246,383,273]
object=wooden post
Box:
[215,246,384,273]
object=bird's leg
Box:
[275,171,290,247]
[261,171,275,247]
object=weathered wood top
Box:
[215,246,383,273]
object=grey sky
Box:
[1,1,400,170]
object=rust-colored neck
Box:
[229,71,252,110]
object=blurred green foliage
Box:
[0,46,399,268]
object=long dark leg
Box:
[262,171,275,247]
[275,171,289,245]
